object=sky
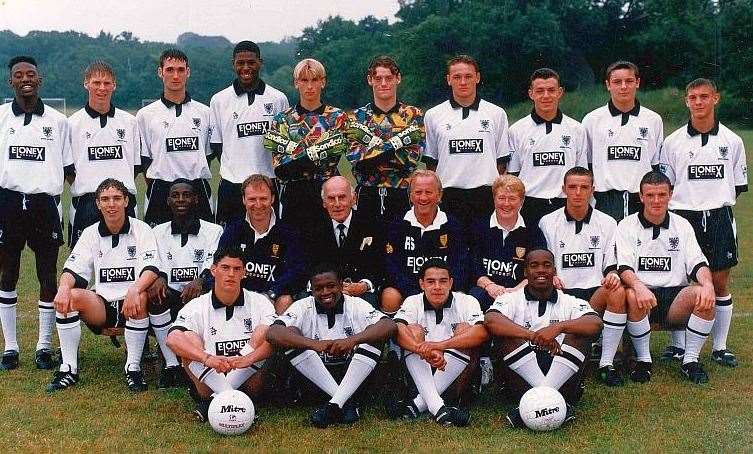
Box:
[0,0,400,43]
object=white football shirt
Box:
[395,291,483,343]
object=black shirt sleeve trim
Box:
[689,262,708,283]
[140,266,160,277]
[62,268,88,289]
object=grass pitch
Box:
[0,112,751,453]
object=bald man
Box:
[304,176,385,307]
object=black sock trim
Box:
[56,315,80,324]
[444,349,470,364]
[125,325,149,332]
[603,320,626,327]
[198,366,212,382]
[686,326,710,337]
[630,330,651,339]
[503,345,534,366]
[354,347,381,363]
[285,348,306,360]
[559,350,584,369]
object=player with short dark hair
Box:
[207,174,307,315]
[538,167,627,386]
[616,171,717,383]
[263,58,350,231]
[392,258,487,426]
[209,41,290,225]
[423,54,510,231]
[0,55,72,371]
[346,55,425,221]
[48,178,160,392]
[507,68,588,228]
[382,170,467,315]
[148,179,223,388]
[485,248,602,427]
[166,246,277,422]
[659,78,747,367]
[66,60,140,247]
[582,60,664,222]
[137,48,213,227]
[267,264,396,428]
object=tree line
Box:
[0,0,751,123]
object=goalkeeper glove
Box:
[306,131,348,161]
[346,121,384,150]
[263,130,299,154]
[387,124,423,151]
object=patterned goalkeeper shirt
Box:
[348,101,425,189]
[269,103,349,182]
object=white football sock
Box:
[37,301,55,351]
[712,295,733,351]
[684,314,714,364]
[600,311,627,368]
[56,311,81,373]
[627,316,652,363]
[503,343,545,387]
[670,330,685,349]
[330,344,380,407]
[149,310,179,367]
[413,349,468,413]
[124,317,149,372]
[405,352,444,415]
[0,290,19,352]
[188,360,232,394]
[288,349,338,397]
[543,344,585,390]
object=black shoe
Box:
[564,403,576,425]
[125,369,147,392]
[659,346,685,363]
[0,350,19,371]
[681,361,709,384]
[157,365,183,389]
[341,401,361,425]
[35,348,55,370]
[711,349,738,368]
[47,369,79,392]
[310,402,342,428]
[629,361,652,383]
[505,406,525,429]
[386,399,420,420]
[434,405,470,427]
[598,365,624,387]
[194,398,212,423]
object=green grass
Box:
[1,100,752,452]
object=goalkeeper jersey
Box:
[348,101,425,189]
[269,103,349,183]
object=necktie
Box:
[337,223,347,247]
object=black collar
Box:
[85,103,116,128]
[161,92,192,117]
[608,99,640,126]
[315,294,345,329]
[295,103,326,116]
[687,120,719,146]
[449,95,480,110]
[639,210,670,240]
[524,285,558,317]
[565,206,593,234]
[531,109,563,134]
[170,216,200,235]
[98,217,131,237]
[372,100,401,116]
[12,98,44,125]
[233,78,266,96]
[211,290,246,309]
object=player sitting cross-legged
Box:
[166,246,277,422]
[267,263,396,428]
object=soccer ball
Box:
[519,386,567,431]
[208,390,255,435]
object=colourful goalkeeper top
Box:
[265,103,350,182]
[347,101,425,189]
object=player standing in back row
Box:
[659,78,747,367]
[582,61,664,222]
[209,41,289,225]
[137,49,213,227]
[0,56,72,371]
[423,55,509,231]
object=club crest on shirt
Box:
[42,126,53,140]
[385,243,394,254]
[264,103,274,115]
[439,234,448,248]
[193,249,205,263]
[344,326,354,336]
[232,111,239,120]
[719,146,729,160]
[116,128,126,141]
[271,243,280,258]
[561,135,571,147]
[127,245,137,259]
[243,318,253,332]
[480,119,490,130]
[639,127,649,139]
[668,237,680,251]
[515,247,526,258]
[590,235,600,248]
[192,117,201,129]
